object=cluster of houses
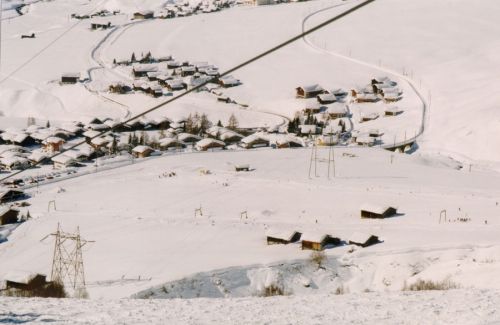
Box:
[132,0,233,21]
[71,9,120,20]
[109,52,240,97]
[292,77,405,147]
[350,77,402,104]
[265,205,398,251]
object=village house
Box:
[219,75,240,88]
[326,104,348,119]
[240,134,269,149]
[133,10,154,19]
[385,106,402,116]
[218,130,243,144]
[132,145,154,158]
[355,135,375,147]
[159,138,186,150]
[317,93,336,104]
[348,232,380,247]
[90,137,112,150]
[301,233,341,251]
[180,66,196,77]
[132,65,158,78]
[276,136,304,148]
[52,155,78,169]
[195,138,225,151]
[27,151,50,165]
[61,73,80,84]
[0,156,30,171]
[296,84,325,99]
[266,230,302,245]
[177,133,202,144]
[42,137,65,153]
[0,207,20,225]
[165,79,186,91]
[316,135,339,146]
[360,204,398,219]
[351,89,379,103]
[303,100,321,114]
[360,112,379,122]
[299,124,319,135]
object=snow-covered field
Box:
[2,289,500,324]
[1,0,500,322]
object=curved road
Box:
[301,0,428,149]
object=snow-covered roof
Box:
[276,135,304,147]
[300,232,329,243]
[219,130,243,141]
[361,112,379,120]
[159,138,184,147]
[385,106,402,113]
[266,229,300,241]
[317,94,336,102]
[241,134,268,144]
[62,72,80,79]
[356,136,375,145]
[1,156,28,167]
[219,75,239,86]
[177,133,202,142]
[91,137,111,146]
[28,151,49,162]
[133,65,158,73]
[52,155,76,165]
[299,125,317,134]
[304,100,320,110]
[132,145,153,154]
[196,138,225,148]
[83,130,102,138]
[326,104,347,114]
[298,84,324,93]
[43,136,65,144]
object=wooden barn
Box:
[276,136,304,148]
[132,145,154,158]
[177,133,202,144]
[219,75,240,88]
[385,106,402,116]
[0,189,25,204]
[348,232,380,247]
[301,233,341,251]
[0,207,20,225]
[360,204,397,219]
[132,65,158,78]
[61,73,80,84]
[42,137,65,153]
[296,84,325,99]
[303,100,321,114]
[52,155,77,169]
[326,104,347,119]
[266,230,302,245]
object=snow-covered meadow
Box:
[1,0,500,322]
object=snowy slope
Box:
[1,148,500,299]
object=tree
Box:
[131,52,136,63]
[217,120,223,127]
[110,137,118,154]
[199,113,212,134]
[113,58,117,65]
[27,116,36,127]
[46,120,51,128]
[226,113,238,130]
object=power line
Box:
[0,0,375,183]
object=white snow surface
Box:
[1,290,500,324]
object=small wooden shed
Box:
[0,207,20,225]
[301,233,341,251]
[348,232,380,247]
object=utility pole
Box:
[42,223,94,297]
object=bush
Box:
[262,284,285,297]
[403,278,459,291]
[310,251,327,268]
[1,281,67,298]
